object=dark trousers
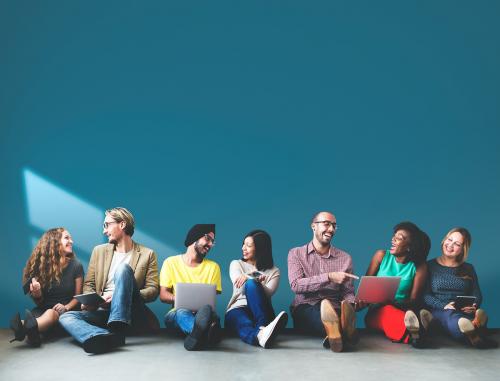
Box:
[291,302,329,337]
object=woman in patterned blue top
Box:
[422,227,497,348]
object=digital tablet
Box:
[454,296,476,309]
[74,292,105,306]
[355,276,401,304]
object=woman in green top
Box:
[359,222,430,347]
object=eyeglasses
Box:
[313,221,338,230]
[103,221,119,229]
[204,234,216,245]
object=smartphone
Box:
[454,296,476,309]
[247,271,264,279]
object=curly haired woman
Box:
[9,228,84,347]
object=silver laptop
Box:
[355,276,401,304]
[174,283,216,312]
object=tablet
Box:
[454,296,476,309]
[355,276,401,304]
[175,283,216,312]
[74,292,105,306]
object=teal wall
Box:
[1,1,499,327]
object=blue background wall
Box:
[1,1,499,328]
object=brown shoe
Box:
[404,310,425,348]
[320,299,342,352]
[472,309,488,329]
[341,300,358,346]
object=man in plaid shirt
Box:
[288,211,359,352]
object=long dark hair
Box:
[242,230,274,271]
[393,222,430,265]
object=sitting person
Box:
[288,211,358,353]
[422,227,497,349]
[10,228,83,347]
[362,222,430,348]
[59,207,159,354]
[225,230,288,348]
[159,224,222,351]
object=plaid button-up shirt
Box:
[288,241,355,309]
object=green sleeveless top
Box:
[376,250,416,301]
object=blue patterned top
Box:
[423,258,482,309]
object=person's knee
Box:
[115,263,133,280]
[59,311,77,325]
[47,308,59,322]
[244,279,260,293]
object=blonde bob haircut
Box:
[105,207,135,237]
[441,227,471,264]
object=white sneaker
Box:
[256,311,288,348]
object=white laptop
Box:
[355,276,401,304]
[174,283,216,312]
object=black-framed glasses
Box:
[103,221,119,229]
[204,234,216,245]
[313,221,338,230]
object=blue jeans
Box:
[431,308,473,342]
[59,263,147,344]
[291,302,329,337]
[164,308,196,335]
[224,279,276,345]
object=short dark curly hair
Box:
[393,221,430,265]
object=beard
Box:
[194,241,209,259]
[315,231,332,246]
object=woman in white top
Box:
[225,230,288,348]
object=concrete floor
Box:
[1,329,499,381]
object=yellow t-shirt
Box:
[159,255,222,294]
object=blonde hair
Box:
[441,227,471,264]
[105,207,135,236]
[23,227,73,289]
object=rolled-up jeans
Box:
[224,279,276,345]
[59,263,147,343]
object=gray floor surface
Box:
[1,329,499,381]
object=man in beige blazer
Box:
[59,207,159,354]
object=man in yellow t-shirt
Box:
[159,224,222,351]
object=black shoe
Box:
[82,333,125,354]
[9,312,26,343]
[184,305,212,351]
[24,309,41,348]
[206,315,221,348]
[108,320,129,334]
